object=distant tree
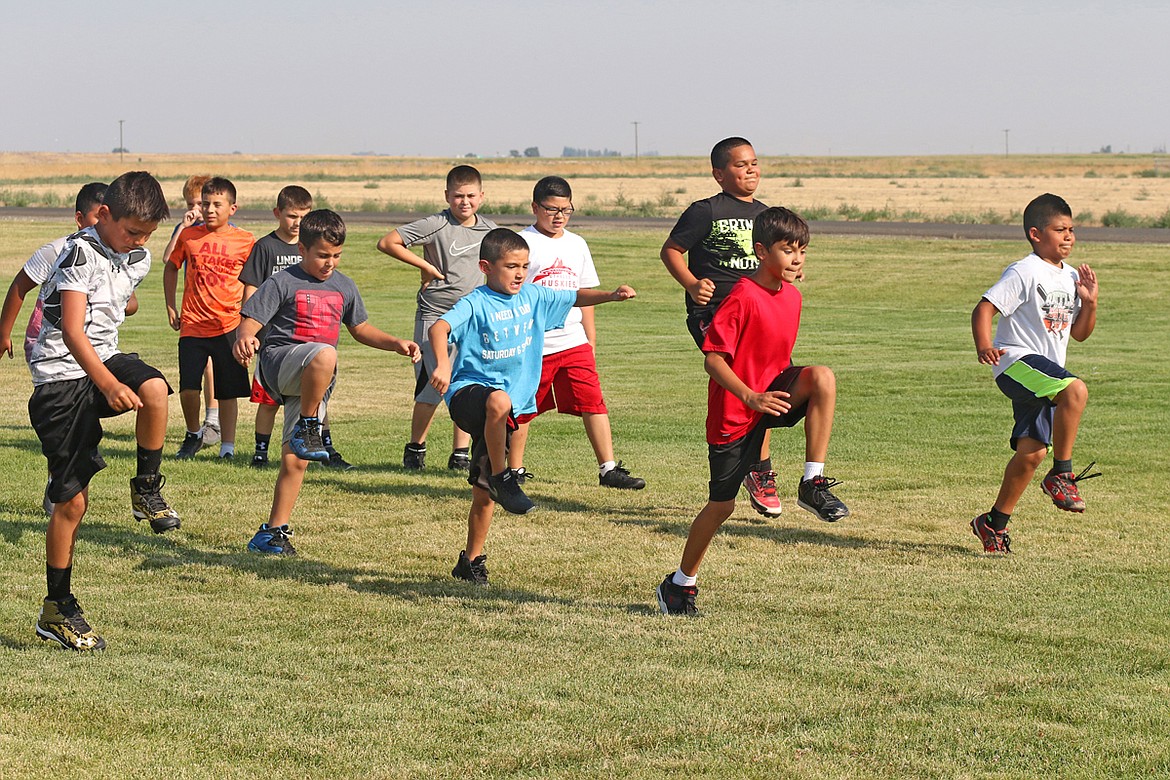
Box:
[524,146,540,158]
[509,149,521,158]
[112,147,129,154]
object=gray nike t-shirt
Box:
[397,210,497,319]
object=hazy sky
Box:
[3,0,1167,158]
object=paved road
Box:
[3,207,1167,244]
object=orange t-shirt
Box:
[169,224,256,337]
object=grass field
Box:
[0,216,1168,778]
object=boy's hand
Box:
[611,285,637,301]
[687,278,715,305]
[977,347,1007,366]
[1,333,12,359]
[430,366,450,395]
[397,339,422,363]
[1075,264,1098,304]
[182,206,201,228]
[234,335,261,366]
[166,306,181,331]
[745,389,792,416]
[102,381,142,413]
[421,266,445,286]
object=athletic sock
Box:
[599,460,617,476]
[220,442,235,457]
[46,565,71,602]
[136,446,162,477]
[671,568,697,587]
[803,462,825,482]
[1052,459,1073,475]
[753,458,773,474]
[204,408,219,427]
[322,427,333,448]
[255,433,271,454]
[989,508,1011,531]
[407,442,426,452]
[186,429,202,438]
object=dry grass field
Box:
[2,151,1169,224]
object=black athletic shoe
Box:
[488,468,536,515]
[175,431,203,460]
[656,573,699,616]
[599,461,646,490]
[403,443,426,470]
[451,550,489,586]
[130,474,181,533]
[325,450,355,470]
[447,450,471,471]
[797,475,850,522]
[250,453,269,469]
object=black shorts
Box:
[178,334,250,397]
[686,310,714,350]
[448,384,517,489]
[29,353,171,503]
[708,365,807,502]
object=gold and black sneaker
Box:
[36,596,106,651]
[130,473,181,534]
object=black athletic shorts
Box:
[29,353,171,504]
[448,384,517,490]
[708,365,807,502]
[178,334,250,397]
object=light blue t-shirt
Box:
[440,284,575,414]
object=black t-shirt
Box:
[668,192,768,317]
[239,232,302,288]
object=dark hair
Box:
[202,176,237,204]
[480,228,528,262]
[711,136,753,169]
[1023,193,1072,241]
[533,175,572,202]
[104,171,169,222]
[75,182,108,214]
[753,206,810,249]
[276,185,313,211]
[299,209,346,249]
[446,165,482,190]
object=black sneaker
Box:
[796,475,850,522]
[403,443,426,470]
[250,452,269,469]
[36,595,106,651]
[488,468,536,515]
[247,523,297,555]
[325,450,355,470]
[175,431,203,460]
[448,449,471,471]
[290,417,329,462]
[130,474,181,533]
[656,573,699,616]
[451,550,489,586]
[599,461,646,490]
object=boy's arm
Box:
[1070,263,1098,342]
[660,238,714,305]
[161,211,199,267]
[163,262,181,331]
[376,229,444,283]
[704,350,791,416]
[0,270,38,358]
[124,292,139,318]
[60,290,140,412]
[232,316,263,366]
[574,286,636,307]
[971,299,1006,365]
[428,319,453,394]
[346,320,421,361]
[580,306,596,348]
[242,284,258,305]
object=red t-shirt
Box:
[702,276,802,444]
[169,224,255,337]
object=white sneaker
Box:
[200,420,221,446]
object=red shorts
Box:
[516,343,607,424]
[250,375,278,406]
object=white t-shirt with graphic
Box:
[519,226,599,355]
[982,253,1082,378]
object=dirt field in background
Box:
[2,152,1168,220]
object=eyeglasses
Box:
[538,203,575,217]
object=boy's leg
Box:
[270,344,336,463]
[465,486,495,560]
[39,489,105,651]
[678,500,737,577]
[176,338,209,457]
[1051,378,1087,463]
[201,360,221,444]
[109,361,181,533]
[247,444,306,555]
[404,402,436,469]
[178,390,203,435]
[507,421,530,471]
[994,437,1048,515]
[46,489,88,570]
[218,397,238,454]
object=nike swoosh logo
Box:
[449,241,480,254]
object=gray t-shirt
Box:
[29,227,152,386]
[241,265,368,351]
[397,210,497,319]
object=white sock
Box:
[599,460,617,476]
[803,462,825,481]
[672,568,697,587]
[187,429,202,437]
[204,408,219,426]
[220,442,235,457]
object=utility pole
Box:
[1003,128,1010,157]
[631,121,640,162]
[119,119,125,163]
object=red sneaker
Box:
[743,470,782,516]
[971,513,1011,554]
[1041,462,1101,513]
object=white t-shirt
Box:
[982,253,1082,378]
[520,226,599,355]
[29,227,152,386]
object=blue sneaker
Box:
[247,523,297,555]
[290,417,329,462]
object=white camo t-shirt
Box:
[28,226,152,386]
[982,252,1081,378]
[519,226,599,356]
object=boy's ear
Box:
[712,167,725,185]
[479,258,491,274]
[228,201,239,215]
[753,240,766,260]
[96,204,112,223]
[1027,226,1041,244]
[273,207,281,220]
[530,201,539,216]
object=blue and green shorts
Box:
[995,354,1077,450]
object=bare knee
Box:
[486,390,513,417]
[310,346,338,371]
[804,365,836,399]
[138,377,169,407]
[1056,378,1087,409]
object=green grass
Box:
[1,221,1169,778]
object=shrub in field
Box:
[1102,208,1142,227]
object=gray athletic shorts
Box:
[259,342,335,444]
[413,318,458,405]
